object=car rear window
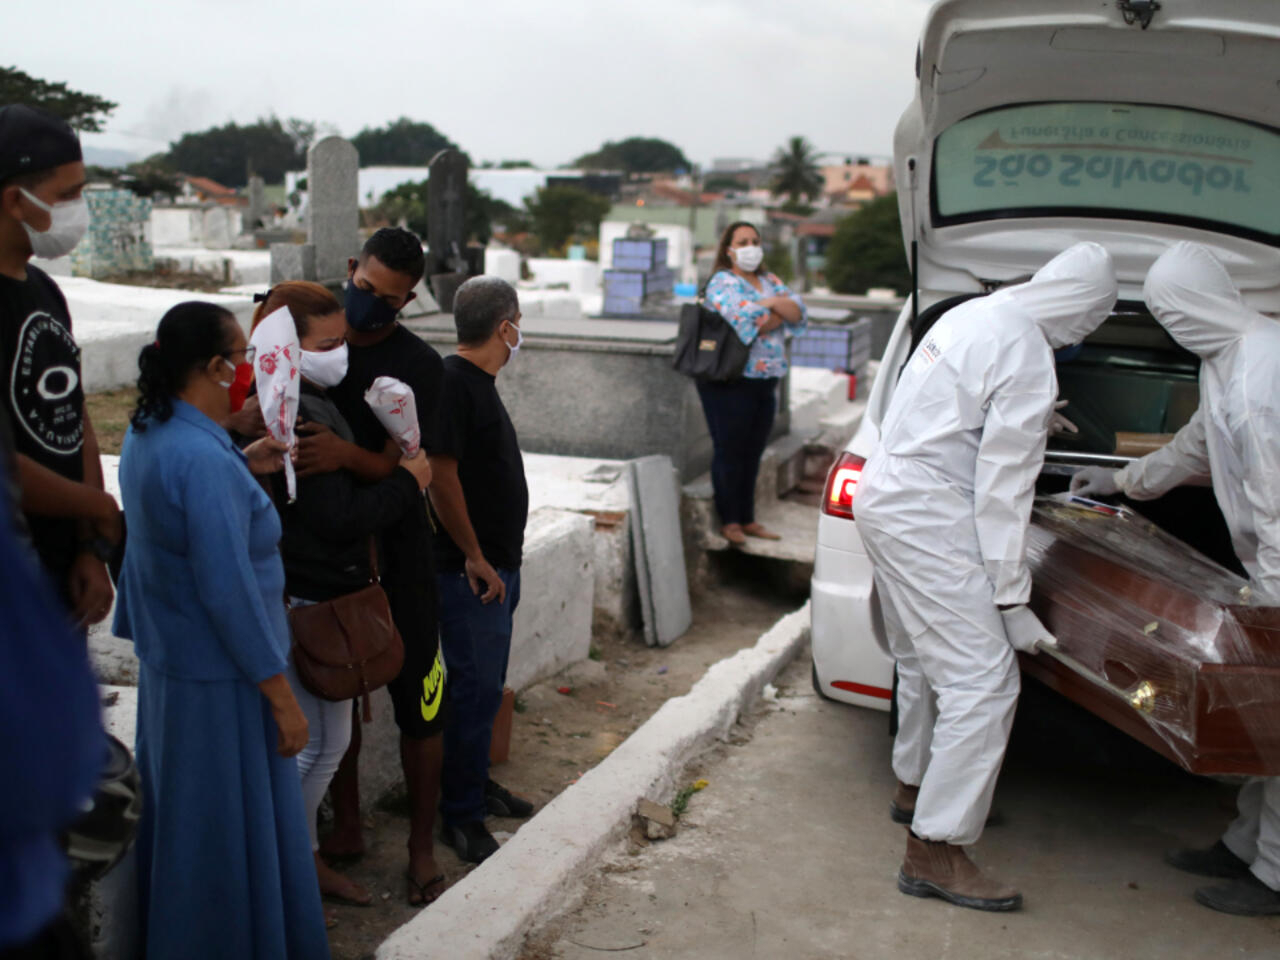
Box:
[932,102,1280,246]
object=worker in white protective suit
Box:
[1072,241,1280,917]
[854,242,1117,912]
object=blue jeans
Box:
[696,377,778,526]
[438,567,521,826]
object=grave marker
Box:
[307,136,359,281]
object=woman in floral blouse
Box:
[700,221,808,545]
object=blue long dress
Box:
[113,400,329,960]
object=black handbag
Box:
[673,298,750,382]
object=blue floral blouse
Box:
[705,270,808,379]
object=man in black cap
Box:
[0,103,120,626]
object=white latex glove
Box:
[1069,465,1120,497]
[1000,605,1058,654]
[1049,399,1077,436]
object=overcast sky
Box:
[13,0,934,169]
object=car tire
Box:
[812,660,836,702]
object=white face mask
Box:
[19,188,90,260]
[732,243,764,273]
[503,321,523,364]
[299,343,349,388]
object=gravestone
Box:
[426,149,469,309]
[70,186,153,278]
[307,136,360,281]
[269,242,316,284]
[243,174,265,234]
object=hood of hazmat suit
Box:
[851,242,1115,847]
[1118,241,1280,601]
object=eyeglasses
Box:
[223,345,257,365]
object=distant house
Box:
[821,162,895,207]
[178,175,246,207]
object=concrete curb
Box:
[376,602,812,960]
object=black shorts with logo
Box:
[380,505,446,739]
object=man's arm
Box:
[17,453,117,522]
[294,422,399,482]
[426,454,504,603]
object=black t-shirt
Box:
[329,324,444,456]
[328,324,444,622]
[0,264,83,583]
[433,355,528,572]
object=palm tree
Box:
[770,136,824,207]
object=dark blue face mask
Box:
[345,278,400,332]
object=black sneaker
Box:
[443,821,500,864]
[1165,840,1252,880]
[485,779,534,818]
[1194,874,1280,916]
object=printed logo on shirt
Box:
[420,651,445,722]
[911,336,943,375]
[9,311,83,456]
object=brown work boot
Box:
[898,831,1022,912]
[890,781,919,825]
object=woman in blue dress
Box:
[112,301,329,959]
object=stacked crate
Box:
[602,237,674,316]
[790,315,873,382]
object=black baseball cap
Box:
[0,104,83,184]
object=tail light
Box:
[822,452,866,520]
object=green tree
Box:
[351,117,467,166]
[825,194,911,296]
[371,179,517,245]
[0,66,116,133]
[524,185,610,251]
[770,135,824,207]
[573,137,690,174]
[167,116,305,187]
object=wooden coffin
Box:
[1020,497,1280,776]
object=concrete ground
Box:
[529,651,1280,960]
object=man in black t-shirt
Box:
[427,275,532,864]
[0,104,121,626]
[289,228,449,906]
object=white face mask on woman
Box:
[19,188,90,259]
[732,244,764,273]
[299,342,349,388]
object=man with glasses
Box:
[0,104,120,627]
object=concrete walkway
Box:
[535,650,1280,959]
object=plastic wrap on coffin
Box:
[1019,497,1280,776]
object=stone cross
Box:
[306,136,360,281]
[426,148,468,277]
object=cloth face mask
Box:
[345,280,400,332]
[733,244,764,272]
[218,359,255,412]
[299,343,349,388]
[19,189,90,259]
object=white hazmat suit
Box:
[856,242,1118,845]
[1072,241,1280,893]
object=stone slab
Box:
[52,278,253,393]
[306,137,359,282]
[627,456,691,648]
[375,604,811,960]
[269,242,315,284]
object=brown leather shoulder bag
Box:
[288,538,403,721]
